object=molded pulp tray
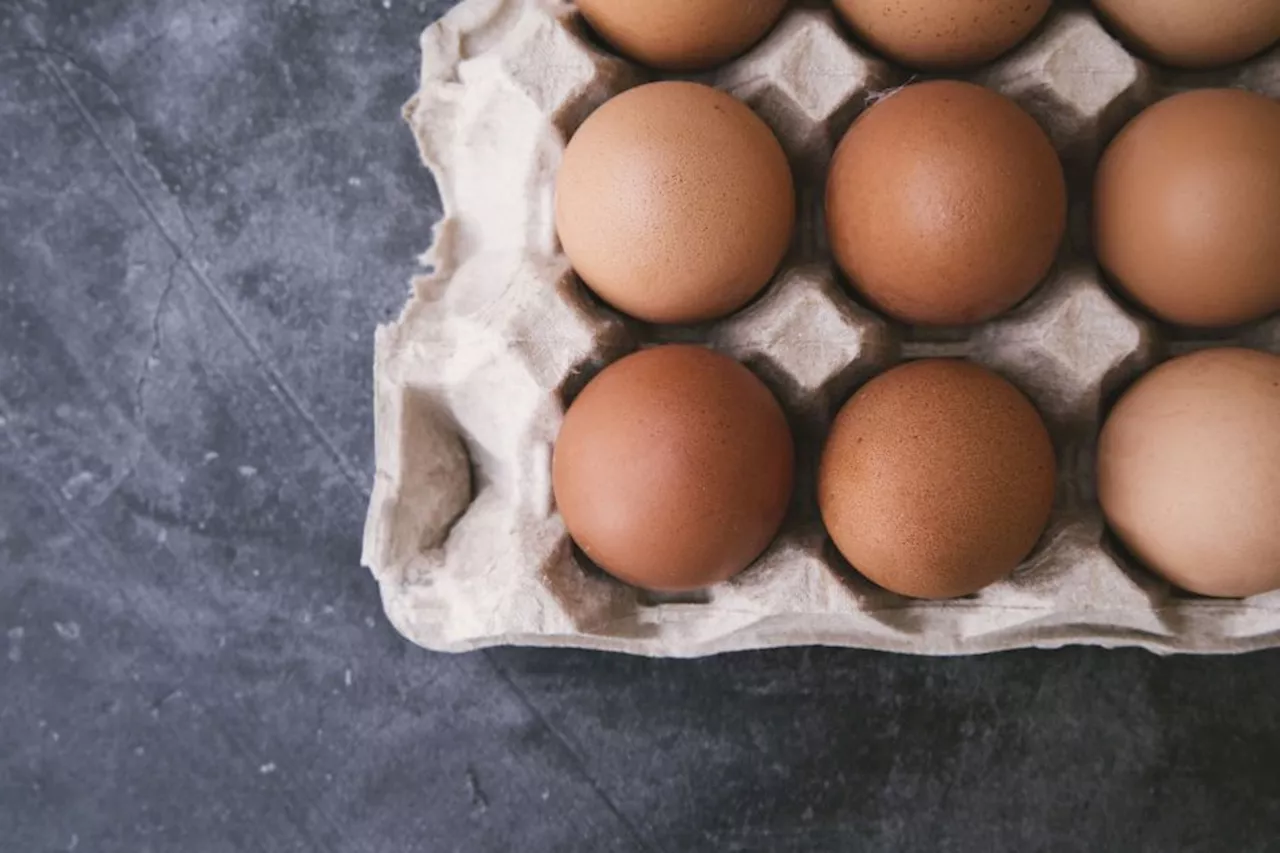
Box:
[362,0,1280,656]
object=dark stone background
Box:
[1,1,1277,850]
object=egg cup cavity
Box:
[362,382,472,585]
[364,0,1280,656]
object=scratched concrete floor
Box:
[1,1,1279,851]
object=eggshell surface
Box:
[577,0,788,71]
[552,345,795,592]
[556,81,795,325]
[1094,89,1280,328]
[833,0,1052,69]
[819,359,1057,599]
[1097,348,1280,598]
[1094,0,1280,68]
[826,81,1066,326]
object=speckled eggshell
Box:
[552,345,795,592]
[556,81,796,325]
[1094,0,1280,68]
[1097,348,1280,598]
[577,0,788,71]
[826,80,1066,326]
[1094,89,1280,328]
[833,0,1052,69]
[818,359,1057,599]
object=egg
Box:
[819,359,1057,599]
[1097,348,1280,598]
[556,82,795,324]
[552,345,794,592]
[1094,89,1280,328]
[833,0,1051,69]
[826,81,1066,326]
[1093,0,1280,68]
[577,0,788,71]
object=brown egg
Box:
[819,359,1057,599]
[1098,349,1280,598]
[1094,89,1280,328]
[577,0,788,71]
[556,82,795,324]
[826,81,1066,326]
[552,345,794,591]
[1094,0,1280,68]
[833,0,1051,69]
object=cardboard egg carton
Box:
[362,0,1280,656]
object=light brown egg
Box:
[819,359,1057,599]
[577,0,788,71]
[1094,0,1280,68]
[833,0,1051,69]
[552,345,794,592]
[1097,348,1280,598]
[826,81,1065,326]
[556,81,795,325]
[1094,89,1280,328]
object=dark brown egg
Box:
[1094,0,1280,68]
[556,81,795,324]
[833,0,1052,69]
[1094,89,1280,328]
[819,359,1057,599]
[552,345,794,592]
[577,0,788,71]
[826,81,1066,326]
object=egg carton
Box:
[362,0,1280,656]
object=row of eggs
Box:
[555,345,1280,600]
[577,0,1280,73]
[558,80,1280,331]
